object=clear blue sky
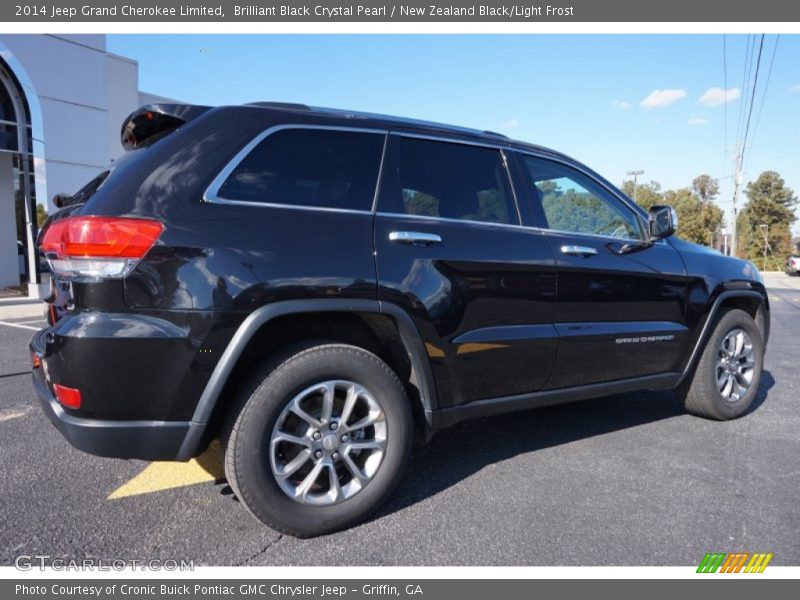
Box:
[108,34,800,233]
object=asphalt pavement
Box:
[0,273,798,566]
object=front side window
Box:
[382,136,516,225]
[216,128,385,211]
[521,156,643,240]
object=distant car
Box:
[786,256,800,276]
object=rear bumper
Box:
[31,329,197,461]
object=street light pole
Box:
[626,169,644,204]
[760,223,769,271]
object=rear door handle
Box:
[389,231,442,246]
[560,245,597,257]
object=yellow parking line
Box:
[456,342,509,355]
[424,342,445,358]
[108,440,225,500]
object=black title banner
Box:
[6,579,800,600]
[5,0,800,22]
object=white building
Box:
[0,34,174,298]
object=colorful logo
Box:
[697,552,773,573]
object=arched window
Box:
[0,74,20,152]
[0,56,38,292]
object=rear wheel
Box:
[682,309,764,420]
[224,343,413,537]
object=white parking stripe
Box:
[0,407,31,423]
[0,320,40,331]
[14,319,47,325]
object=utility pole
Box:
[626,169,644,203]
[731,143,744,258]
[760,223,769,271]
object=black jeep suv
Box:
[32,102,769,537]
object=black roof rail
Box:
[482,130,509,139]
[246,101,312,111]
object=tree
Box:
[692,175,720,204]
[664,187,724,246]
[36,203,47,228]
[621,179,663,210]
[623,176,722,247]
[737,171,797,269]
[690,175,723,248]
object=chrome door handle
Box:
[389,231,442,246]
[561,245,597,256]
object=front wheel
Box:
[224,343,413,537]
[682,309,764,420]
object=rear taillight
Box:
[40,216,163,279]
[53,384,82,409]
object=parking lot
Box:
[0,272,798,566]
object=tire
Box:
[224,343,413,537]
[682,308,764,420]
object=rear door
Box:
[512,152,689,389]
[374,134,558,408]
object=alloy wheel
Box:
[269,380,387,505]
[715,328,755,402]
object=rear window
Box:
[70,171,110,205]
[380,136,516,225]
[215,128,385,211]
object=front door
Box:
[513,153,688,389]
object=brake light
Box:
[40,216,163,279]
[53,384,82,409]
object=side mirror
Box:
[648,205,678,240]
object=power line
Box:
[746,35,780,171]
[723,35,728,184]
[735,34,753,145]
[731,34,764,258]
[740,34,765,160]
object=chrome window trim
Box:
[390,130,510,151]
[374,211,542,233]
[201,122,665,246]
[203,199,376,216]
[514,149,649,241]
[202,124,389,212]
[543,227,661,246]
[374,210,663,245]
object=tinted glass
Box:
[521,156,643,240]
[217,129,385,211]
[70,171,110,206]
[383,136,516,225]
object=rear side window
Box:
[381,136,516,225]
[215,128,385,211]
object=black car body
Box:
[31,102,770,536]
